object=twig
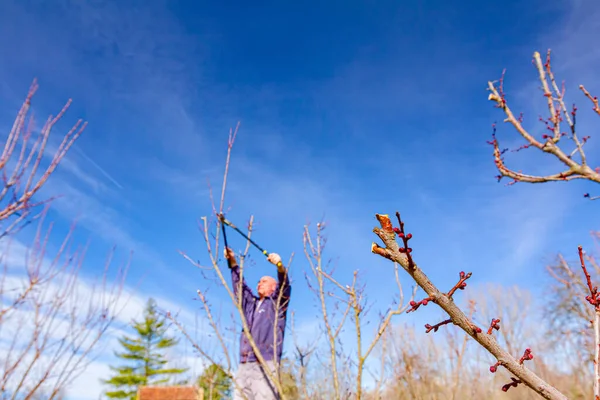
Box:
[303,223,343,400]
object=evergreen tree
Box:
[197,363,232,400]
[279,358,300,400]
[103,298,188,399]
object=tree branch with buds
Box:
[0,82,129,399]
[487,50,599,198]
[577,245,600,399]
[371,212,567,400]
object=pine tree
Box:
[197,363,232,400]
[279,358,300,400]
[103,298,188,399]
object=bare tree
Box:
[0,81,129,399]
[546,244,600,398]
[380,323,445,399]
[303,222,415,399]
[0,79,86,237]
[466,285,538,357]
[544,233,600,398]
[444,300,476,400]
[0,213,128,399]
[289,312,318,400]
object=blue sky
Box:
[1,0,599,398]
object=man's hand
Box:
[267,253,283,270]
[224,247,237,267]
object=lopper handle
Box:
[261,249,283,268]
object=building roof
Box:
[137,386,202,400]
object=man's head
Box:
[257,276,277,299]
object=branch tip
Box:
[502,377,523,392]
[370,242,388,258]
[487,318,501,334]
[407,296,433,313]
[375,213,393,232]
[519,348,534,364]
[425,318,452,333]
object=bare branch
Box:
[577,245,600,399]
[486,50,600,191]
[580,85,600,116]
[0,80,86,237]
[371,212,567,400]
[302,222,344,399]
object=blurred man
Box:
[225,247,292,400]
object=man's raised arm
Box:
[267,253,292,306]
[225,247,255,309]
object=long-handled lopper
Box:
[218,213,283,268]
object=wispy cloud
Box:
[71,145,123,190]
[40,177,160,260]
[0,235,208,400]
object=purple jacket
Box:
[230,264,292,363]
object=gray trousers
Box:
[233,360,280,400]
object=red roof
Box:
[137,386,201,400]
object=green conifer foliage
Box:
[196,363,232,400]
[103,298,188,399]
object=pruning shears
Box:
[218,213,283,268]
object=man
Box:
[224,247,292,400]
